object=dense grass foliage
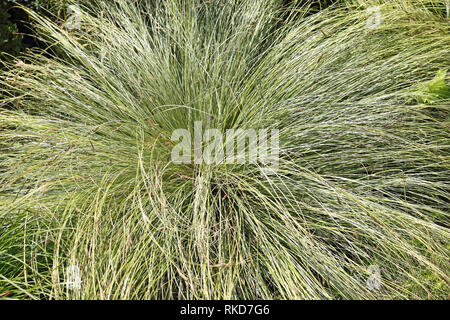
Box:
[0,0,449,299]
[0,1,23,61]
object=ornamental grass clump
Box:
[0,0,449,299]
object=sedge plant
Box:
[0,0,449,299]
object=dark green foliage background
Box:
[0,1,22,60]
[0,0,69,61]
